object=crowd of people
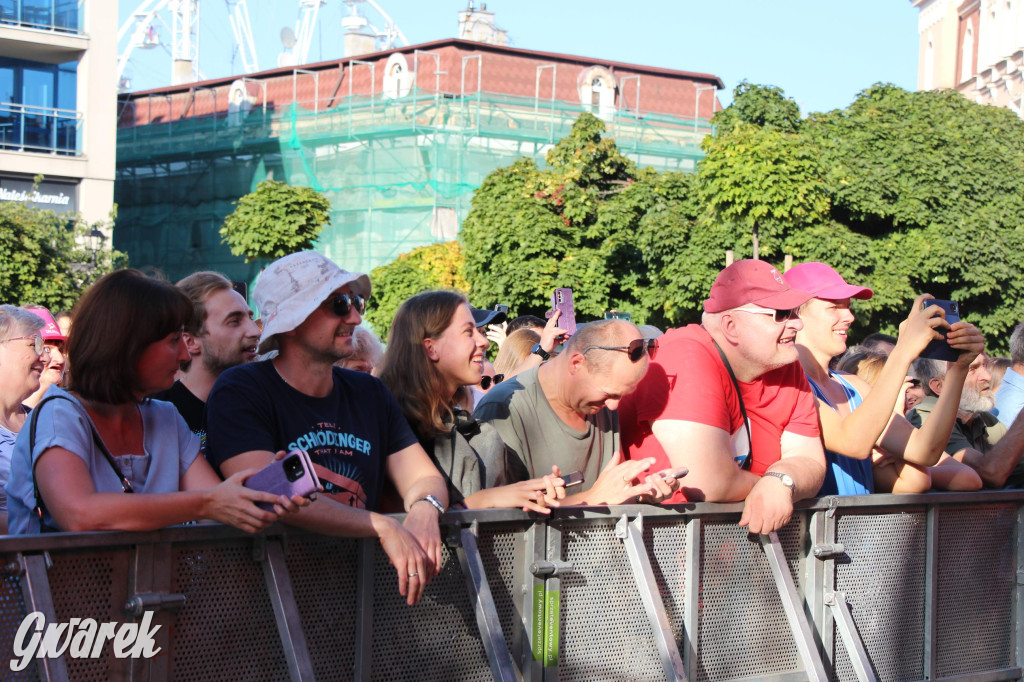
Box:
[1,251,1021,604]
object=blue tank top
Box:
[807,372,875,496]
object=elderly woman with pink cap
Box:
[784,262,984,494]
[22,306,67,408]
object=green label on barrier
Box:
[532,584,545,661]
[543,590,560,667]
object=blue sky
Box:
[118,0,921,114]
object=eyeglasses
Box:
[480,374,505,390]
[1,335,49,356]
[582,338,658,363]
[324,292,365,318]
[733,306,800,324]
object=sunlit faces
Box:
[0,332,46,401]
[729,305,804,371]
[959,353,994,414]
[572,352,648,415]
[426,304,488,393]
[291,285,362,361]
[135,329,190,397]
[40,339,65,389]
[196,288,261,374]
[794,298,855,359]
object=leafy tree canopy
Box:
[711,81,803,135]
[220,180,330,262]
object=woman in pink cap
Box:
[784,262,983,494]
[22,306,67,408]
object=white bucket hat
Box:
[253,251,371,354]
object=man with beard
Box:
[909,353,1024,487]
[204,251,447,606]
[152,272,261,445]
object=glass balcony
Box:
[0,0,82,34]
[0,101,81,154]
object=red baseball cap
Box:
[703,260,814,313]
[783,262,873,301]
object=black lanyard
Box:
[710,338,753,471]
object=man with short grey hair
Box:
[995,321,1024,427]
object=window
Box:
[579,66,617,121]
[0,57,78,154]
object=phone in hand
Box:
[660,468,689,480]
[604,310,632,322]
[243,449,322,511]
[547,288,578,337]
[494,304,509,315]
[920,299,961,362]
[562,470,585,488]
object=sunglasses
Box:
[325,292,365,318]
[733,306,800,324]
[582,338,658,363]
[1,334,48,356]
[480,374,505,390]
[907,378,921,388]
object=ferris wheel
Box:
[117,0,409,93]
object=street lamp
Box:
[694,85,717,137]
[87,227,105,264]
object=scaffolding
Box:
[114,82,714,286]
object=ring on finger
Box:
[408,572,419,578]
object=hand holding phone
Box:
[919,299,961,362]
[561,471,585,488]
[243,449,322,511]
[546,288,577,337]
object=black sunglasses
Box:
[582,338,658,363]
[480,374,505,390]
[907,378,921,388]
[325,292,365,318]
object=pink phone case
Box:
[546,287,578,336]
[243,449,322,511]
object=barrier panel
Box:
[0,491,1021,682]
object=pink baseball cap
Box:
[703,260,814,313]
[783,262,873,301]
[25,307,65,341]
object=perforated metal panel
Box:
[833,510,926,682]
[935,503,1015,677]
[697,520,801,682]
[556,520,666,682]
[48,548,130,682]
[477,523,530,663]
[646,519,689,656]
[283,535,359,682]
[169,540,290,681]
[0,570,39,682]
[370,544,492,681]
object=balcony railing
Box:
[0,101,81,155]
[0,0,82,33]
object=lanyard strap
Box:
[710,338,753,471]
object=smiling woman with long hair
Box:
[5,269,305,534]
[377,291,565,512]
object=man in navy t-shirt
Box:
[205,251,448,606]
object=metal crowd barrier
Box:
[0,490,1020,682]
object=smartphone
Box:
[494,304,509,315]
[562,470,585,488]
[243,449,322,511]
[604,310,632,322]
[660,468,689,480]
[547,288,578,336]
[920,299,961,363]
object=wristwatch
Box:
[764,471,795,492]
[412,494,445,514]
[531,343,551,361]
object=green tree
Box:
[364,241,468,341]
[711,81,802,135]
[0,201,126,310]
[220,180,330,262]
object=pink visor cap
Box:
[26,307,65,341]
[703,259,814,313]
[783,262,873,301]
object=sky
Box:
[117,0,921,115]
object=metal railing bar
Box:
[825,591,878,682]
[456,522,518,682]
[260,538,316,682]
[924,505,940,679]
[761,532,830,682]
[683,516,701,680]
[933,669,1024,682]
[518,521,545,682]
[616,514,687,681]
[353,537,375,682]
[18,553,70,682]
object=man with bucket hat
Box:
[619,260,827,533]
[205,251,447,605]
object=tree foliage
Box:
[364,240,468,342]
[220,180,330,262]
[0,201,126,310]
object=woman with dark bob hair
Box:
[5,269,306,534]
[377,291,565,512]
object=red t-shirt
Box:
[619,325,820,503]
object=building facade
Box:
[0,0,117,227]
[913,0,1024,115]
[115,38,722,285]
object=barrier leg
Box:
[258,537,316,682]
[825,591,878,682]
[761,532,830,682]
[615,513,688,682]
[455,521,519,682]
[17,552,70,682]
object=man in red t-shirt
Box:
[619,260,826,534]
